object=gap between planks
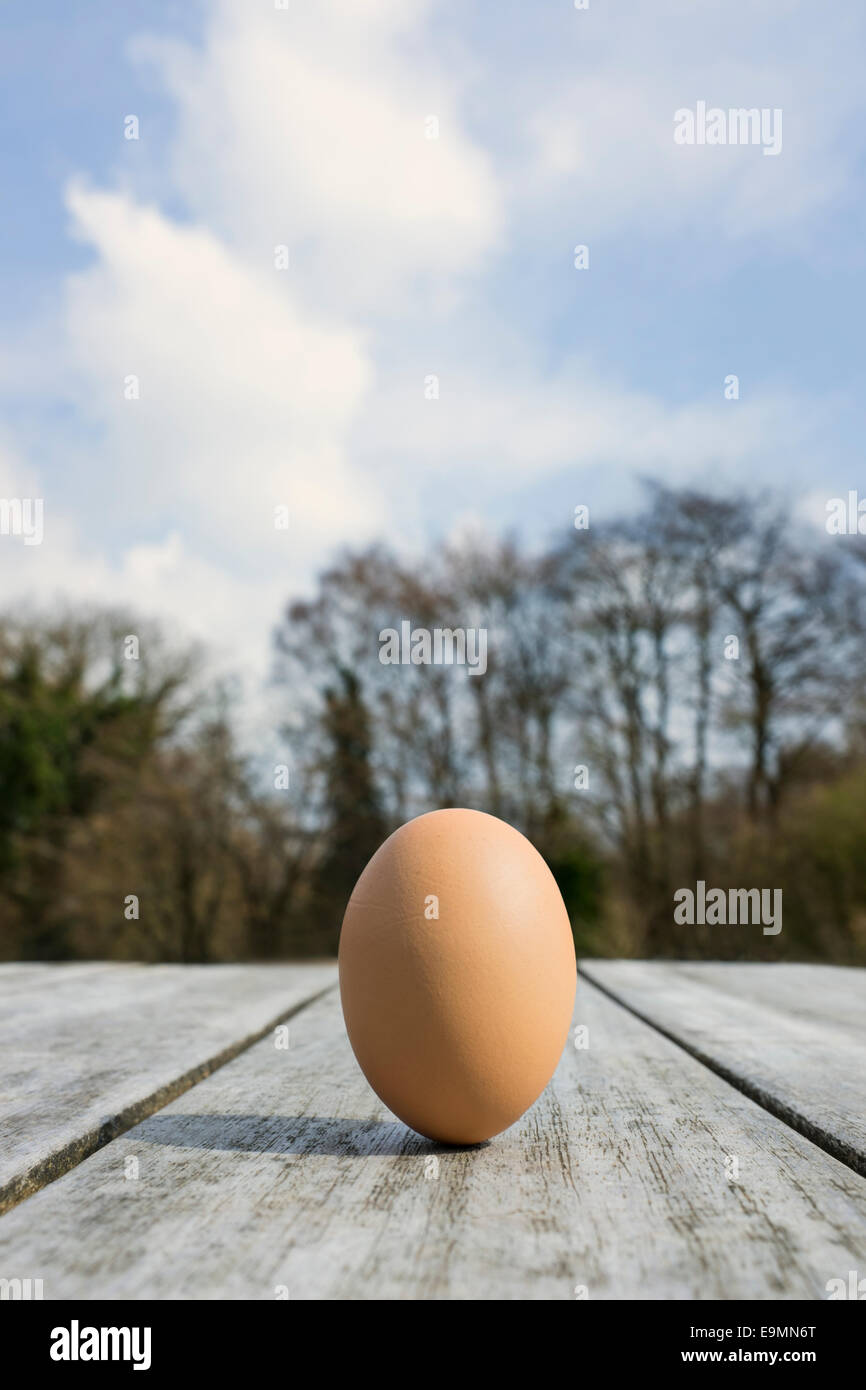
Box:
[0,981,338,1220]
[580,963,866,1181]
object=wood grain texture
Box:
[0,962,337,1216]
[1,974,863,1299]
[581,961,866,1176]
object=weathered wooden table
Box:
[1,961,864,1300]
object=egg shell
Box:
[338,807,577,1144]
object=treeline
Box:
[2,482,866,963]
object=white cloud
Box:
[132,0,501,313]
[63,183,381,558]
[521,4,862,246]
[0,497,289,697]
[354,361,827,509]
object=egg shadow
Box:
[134,1113,489,1157]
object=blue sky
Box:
[0,0,864,683]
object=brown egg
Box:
[338,808,577,1144]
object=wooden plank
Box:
[0,962,337,1216]
[1,976,863,1299]
[581,961,866,1176]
